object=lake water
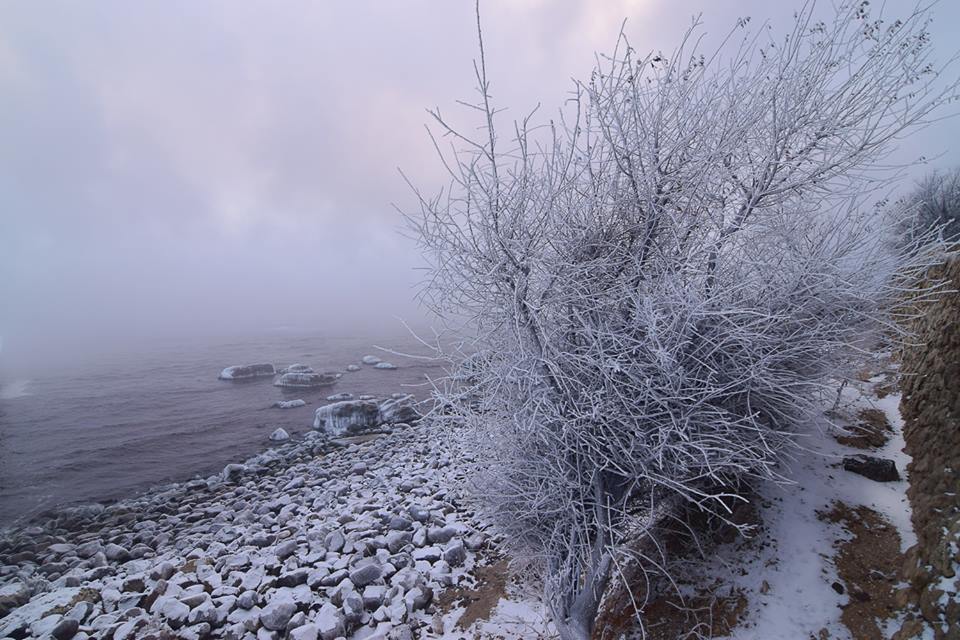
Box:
[0,331,444,526]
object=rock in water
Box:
[374,362,397,370]
[378,395,419,424]
[272,399,306,409]
[361,355,381,365]
[842,455,901,482]
[278,363,314,375]
[314,401,381,436]
[269,428,290,442]
[345,364,361,372]
[218,363,276,380]
[274,372,340,388]
[326,392,354,401]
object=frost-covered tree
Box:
[406,3,954,638]
[897,167,960,246]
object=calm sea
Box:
[0,331,445,526]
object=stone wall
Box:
[895,257,960,639]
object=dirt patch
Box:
[596,586,747,640]
[819,502,903,640]
[594,489,760,639]
[834,408,892,449]
[43,587,101,616]
[435,557,511,632]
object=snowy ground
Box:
[456,357,919,640]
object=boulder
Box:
[274,372,340,389]
[222,464,247,483]
[345,364,361,372]
[843,455,901,482]
[260,599,297,631]
[218,364,275,380]
[269,428,290,442]
[0,581,29,617]
[279,363,314,375]
[349,563,383,587]
[378,395,419,425]
[314,401,381,436]
[361,355,381,365]
[315,602,345,640]
[272,399,306,409]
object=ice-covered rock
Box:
[314,401,381,436]
[278,363,314,375]
[361,355,381,365]
[222,463,247,482]
[346,364,361,372]
[378,395,419,424]
[374,362,397,370]
[315,602,345,640]
[218,363,275,380]
[272,399,306,409]
[260,599,297,631]
[274,372,340,388]
[269,428,290,442]
[326,392,354,401]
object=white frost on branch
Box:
[404,2,956,639]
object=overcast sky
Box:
[1,1,958,367]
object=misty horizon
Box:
[3,0,959,371]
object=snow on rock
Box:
[313,396,420,436]
[269,428,290,442]
[0,418,491,640]
[374,362,397,370]
[274,372,340,388]
[379,395,420,425]
[361,355,381,365]
[313,400,381,436]
[278,363,315,375]
[272,399,306,409]
[218,363,275,380]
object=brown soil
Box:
[434,557,511,632]
[819,502,904,640]
[835,408,892,449]
[594,490,760,640]
[595,586,747,640]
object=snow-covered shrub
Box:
[406,3,954,638]
[896,167,960,247]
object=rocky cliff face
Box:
[895,257,960,639]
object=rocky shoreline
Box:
[0,417,492,640]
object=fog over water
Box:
[2,0,959,370]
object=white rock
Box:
[269,428,290,442]
[315,602,345,640]
[378,396,419,425]
[290,623,319,640]
[314,400,380,436]
[218,364,275,380]
[274,372,339,388]
[279,363,314,375]
[272,399,306,409]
